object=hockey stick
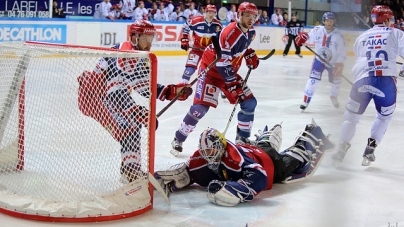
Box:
[148,172,170,205]
[304,45,353,85]
[156,36,222,118]
[222,49,276,136]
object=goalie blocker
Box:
[155,119,334,206]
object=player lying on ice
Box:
[155,119,334,206]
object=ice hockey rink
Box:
[2,53,404,227]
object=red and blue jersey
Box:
[186,140,274,195]
[182,16,222,50]
[200,22,256,82]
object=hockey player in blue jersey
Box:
[332,5,404,166]
[295,12,346,110]
[155,119,334,206]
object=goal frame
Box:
[0,41,158,222]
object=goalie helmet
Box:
[322,12,335,23]
[371,5,394,25]
[206,4,216,13]
[198,128,227,171]
[237,2,258,16]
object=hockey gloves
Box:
[244,48,259,70]
[295,32,309,47]
[333,63,344,77]
[225,81,245,101]
[181,34,189,51]
[159,83,193,101]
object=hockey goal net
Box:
[0,42,157,222]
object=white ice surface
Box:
[2,54,404,227]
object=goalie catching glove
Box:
[295,32,309,47]
[333,63,344,77]
[154,162,191,197]
[159,83,193,101]
[244,48,259,70]
[207,179,255,207]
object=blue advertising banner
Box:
[0,0,106,18]
[0,24,67,43]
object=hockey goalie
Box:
[155,119,334,206]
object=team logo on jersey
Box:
[205,84,216,97]
[199,36,211,47]
[189,54,196,60]
[358,85,385,97]
[197,26,204,30]
[318,47,332,62]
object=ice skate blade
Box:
[170,149,179,157]
[361,157,373,166]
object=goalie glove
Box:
[244,48,259,70]
[154,162,191,197]
[333,63,344,77]
[159,83,193,101]
[295,32,309,47]
[207,179,255,207]
[181,34,189,51]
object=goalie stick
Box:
[148,172,170,205]
[156,36,222,118]
[304,45,353,85]
[222,49,276,136]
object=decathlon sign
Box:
[0,24,67,43]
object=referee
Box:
[283,13,304,57]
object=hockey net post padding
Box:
[0,41,157,222]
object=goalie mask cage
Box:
[0,42,157,222]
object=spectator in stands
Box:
[197,6,205,16]
[271,8,283,26]
[400,22,404,31]
[395,19,401,28]
[226,4,237,23]
[163,0,175,16]
[133,1,149,20]
[52,0,66,18]
[94,0,114,21]
[149,2,158,21]
[110,4,122,20]
[154,2,169,21]
[169,6,182,21]
[280,12,288,26]
[120,0,135,19]
[259,10,270,25]
[183,2,198,19]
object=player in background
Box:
[270,8,283,26]
[156,120,334,206]
[93,0,114,21]
[183,2,198,20]
[119,0,135,20]
[226,4,237,23]
[77,20,193,183]
[179,4,222,83]
[133,1,148,21]
[169,6,183,22]
[332,5,404,166]
[171,2,260,156]
[295,12,346,110]
[109,4,122,20]
[154,2,169,21]
[283,13,304,57]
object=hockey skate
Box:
[282,119,334,183]
[331,142,351,166]
[362,138,377,166]
[235,133,254,145]
[330,96,339,108]
[300,102,309,112]
[254,123,283,152]
[170,138,183,157]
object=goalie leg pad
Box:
[154,162,191,192]
[255,123,282,152]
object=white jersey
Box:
[120,0,135,18]
[154,9,169,21]
[93,1,112,19]
[306,26,346,67]
[352,25,404,83]
[133,7,148,20]
[226,11,237,23]
[163,3,174,16]
[183,9,198,20]
[271,13,283,25]
[169,11,181,21]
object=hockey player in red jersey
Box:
[77,20,192,183]
[171,2,261,156]
[156,120,334,206]
[179,4,222,83]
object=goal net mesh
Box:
[0,42,157,221]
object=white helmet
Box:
[198,128,227,171]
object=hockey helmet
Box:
[130,20,157,36]
[237,2,258,16]
[322,12,335,23]
[371,5,394,25]
[198,128,227,170]
[206,4,217,13]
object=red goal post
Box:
[0,41,157,222]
